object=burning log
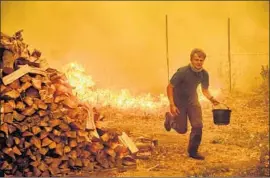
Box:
[0,31,138,177]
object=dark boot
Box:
[188,128,204,160]
[189,152,205,160]
[164,112,172,131]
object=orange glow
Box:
[63,62,221,115]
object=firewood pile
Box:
[0,31,137,176]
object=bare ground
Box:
[97,92,269,177]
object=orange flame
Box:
[62,62,220,115]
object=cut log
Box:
[3,113,13,124]
[64,146,71,153]
[20,125,28,132]
[8,79,21,89]
[13,111,25,121]
[44,157,54,165]
[59,123,70,131]
[3,147,16,159]
[100,133,110,142]
[49,103,59,111]
[42,137,53,147]
[2,89,20,99]
[135,142,154,151]
[32,78,42,90]
[65,131,76,138]
[81,150,91,159]
[62,96,78,109]
[25,87,39,98]
[22,106,36,116]
[30,136,41,149]
[75,159,83,167]
[118,132,138,154]
[19,82,32,93]
[2,64,46,85]
[3,103,13,113]
[96,150,109,169]
[48,119,61,128]
[48,133,55,140]
[55,143,64,156]
[38,162,48,172]
[38,110,48,117]
[22,131,33,137]
[48,141,56,149]
[54,95,67,103]
[59,161,69,169]
[69,122,83,131]
[7,100,16,109]
[90,142,104,153]
[44,126,52,132]
[86,112,96,130]
[40,119,48,127]
[12,146,22,155]
[1,161,10,170]
[33,98,47,110]
[23,96,33,106]
[76,136,86,143]
[16,101,25,111]
[0,123,9,136]
[39,130,48,139]
[69,139,77,148]
[20,74,32,83]
[105,148,116,158]
[51,109,64,119]
[68,150,77,160]
[2,49,15,69]
[39,147,49,155]
[24,141,31,149]
[8,124,17,134]
[14,137,20,145]
[31,126,41,135]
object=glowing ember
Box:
[62,62,220,115]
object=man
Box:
[165,48,219,160]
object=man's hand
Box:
[170,104,180,116]
[210,97,220,106]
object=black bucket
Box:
[212,104,231,125]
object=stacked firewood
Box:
[0,31,136,176]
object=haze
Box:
[1,1,269,94]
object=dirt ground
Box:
[97,92,269,177]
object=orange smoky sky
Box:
[1,1,269,94]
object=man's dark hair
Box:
[190,48,206,59]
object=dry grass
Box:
[97,90,269,177]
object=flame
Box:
[62,62,220,115]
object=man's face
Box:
[191,53,205,69]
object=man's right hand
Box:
[170,104,180,116]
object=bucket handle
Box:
[212,103,230,110]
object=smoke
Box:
[1,1,269,94]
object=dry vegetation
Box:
[98,66,269,177]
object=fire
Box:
[62,62,220,115]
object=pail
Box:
[212,103,231,125]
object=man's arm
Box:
[167,83,180,115]
[167,83,175,106]
[202,88,219,105]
